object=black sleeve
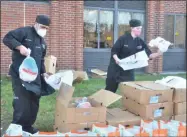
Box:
[111,36,123,56]
[40,41,47,74]
[3,27,27,50]
[141,39,152,57]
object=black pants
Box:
[11,77,40,130]
[105,77,119,93]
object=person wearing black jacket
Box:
[105,19,163,93]
[3,14,55,134]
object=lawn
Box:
[1,73,186,133]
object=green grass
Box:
[1,73,186,132]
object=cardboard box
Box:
[119,81,173,105]
[44,55,57,74]
[174,102,186,115]
[173,114,186,123]
[54,83,122,126]
[122,97,173,119]
[173,88,186,103]
[106,108,141,126]
[54,122,105,133]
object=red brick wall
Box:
[145,0,186,73]
[1,1,83,74]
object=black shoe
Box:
[23,126,39,134]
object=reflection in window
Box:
[84,9,98,48]
[164,15,186,49]
[118,12,131,37]
[164,15,174,44]
[175,15,186,49]
[100,11,114,48]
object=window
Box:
[84,9,114,48]
[118,11,145,40]
[164,14,186,49]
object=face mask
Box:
[34,23,47,37]
[37,29,47,37]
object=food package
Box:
[44,70,73,90]
[75,97,92,108]
[160,120,186,136]
[32,131,66,136]
[69,130,97,136]
[19,49,38,82]
[118,124,141,136]
[149,37,172,52]
[92,124,120,137]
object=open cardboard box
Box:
[122,97,173,119]
[54,83,122,131]
[106,108,141,127]
[119,81,173,105]
[44,55,57,74]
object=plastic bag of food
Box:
[149,37,172,52]
[92,124,120,137]
[19,49,38,82]
[75,97,92,108]
[3,124,22,137]
[119,125,141,136]
[44,70,73,90]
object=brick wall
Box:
[1,1,83,74]
[145,0,186,73]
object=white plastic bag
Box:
[75,97,92,108]
[19,49,38,82]
[44,70,73,90]
[149,37,172,52]
[4,124,22,136]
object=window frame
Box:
[164,13,186,49]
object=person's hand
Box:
[42,72,52,79]
[115,58,121,64]
[16,45,30,56]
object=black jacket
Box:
[107,33,152,82]
[3,26,55,96]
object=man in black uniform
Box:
[3,15,55,134]
[105,19,162,93]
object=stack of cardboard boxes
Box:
[172,87,186,122]
[119,81,174,121]
[54,83,122,132]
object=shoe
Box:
[23,126,39,134]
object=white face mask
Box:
[37,29,47,37]
[34,23,47,37]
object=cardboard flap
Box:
[89,89,122,107]
[57,82,75,107]
[91,69,107,76]
[122,81,172,91]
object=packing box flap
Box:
[91,69,107,76]
[89,89,122,107]
[106,108,141,123]
[57,83,75,107]
[122,81,173,91]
